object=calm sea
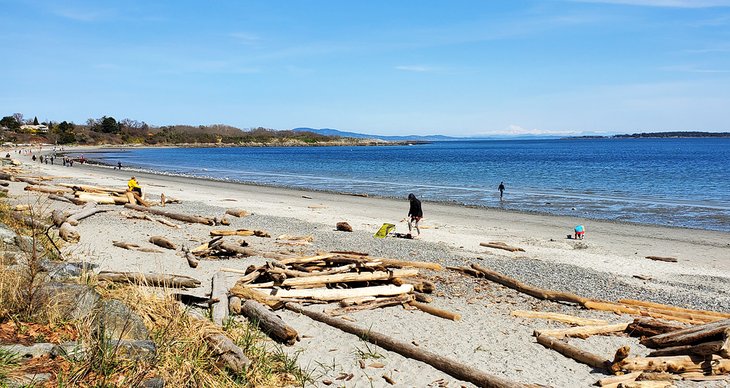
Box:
[86,138,730,232]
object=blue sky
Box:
[1,0,730,136]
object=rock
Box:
[0,224,16,245]
[0,343,56,359]
[336,222,352,232]
[41,259,98,280]
[141,377,165,388]
[37,283,101,321]
[51,341,85,359]
[6,373,52,387]
[117,339,156,362]
[94,299,150,341]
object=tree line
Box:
[0,113,339,145]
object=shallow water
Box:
[83,138,730,231]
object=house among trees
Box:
[20,124,49,133]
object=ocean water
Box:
[86,138,730,232]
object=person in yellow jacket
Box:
[128,176,142,197]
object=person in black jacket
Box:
[407,193,423,238]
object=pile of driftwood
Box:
[448,263,730,385]
[225,252,457,320]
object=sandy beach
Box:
[4,148,730,387]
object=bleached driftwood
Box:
[149,236,176,250]
[534,323,631,339]
[409,301,461,321]
[112,241,163,253]
[248,269,419,288]
[260,284,414,301]
[643,319,730,348]
[511,310,608,326]
[237,299,298,345]
[59,222,80,242]
[225,209,249,217]
[535,334,610,370]
[480,241,525,252]
[211,272,229,326]
[124,203,214,225]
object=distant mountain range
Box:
[291,127,562,141]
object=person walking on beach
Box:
[128,176,142,197]
[407,193,423,239]
[498,181,505,200]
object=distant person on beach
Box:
[574,225,585,240]
[407,193,423,238]
[116,162,122,170]
[498,181,505,200]
[128,176,142,197]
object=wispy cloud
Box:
[503,124,577,135]
[395,65,435,72]
[229,32,261,45]
[571,0,730,8]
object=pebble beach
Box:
[5,148,730,387]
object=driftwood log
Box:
[59,222,80,242]
[149,236,177,250]
[409,301,461,321]
[511,310,607,326]
[643,319,730,348]
[534,323,631,339]
[285,303,525,388]
[248,269,419,288]
[210,229,270,237]
[627,318,689,338]
[535,334,610,370]
[24,185,73,195]
[480,241,525,252]
[75,193,122,205]
[112,241,163,253]
[181,246,199,268]
[124,203,214,225]
[260,284,414,301]
[617,354,730,374]
[645,256,678,263]
[236,299,298,345]
[648,336,729,357]
[620,299,730,319]
[97,271,201,288]
[471,264,587,305]
[225,209,249,217]
[204,333,251,374]
[211,272,229,326]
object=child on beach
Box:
[574,225,585,239]
[407,193,423,238]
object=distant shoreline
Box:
[564,131,730,140]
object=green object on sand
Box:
[374,223,395,238]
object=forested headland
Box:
[0,113,378,146]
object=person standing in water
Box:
[498,181,505,200]
[407,193,423,238]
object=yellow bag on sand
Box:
[374,223,395,238]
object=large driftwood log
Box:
[627,317,689,338]
[112,241,163,253]
[97,271,201,288]
[59,222,80,242]
[643,319,730,348]
[619,299,730,319]
[285,303,524,388]
[471,264,587,305]
[648,339,727,357]
[124,203,214,225]
[248,269,419,288]
[333,254,443,271]
[511,310,608,326]
[48,194,84,205]
[211,272,229,326]
[59,183,127,194]
[533,323,631,339]
[597,371,642,387]
[617,354,730,374]
[480,241,525,252]
[267,264,356,278]
[204,333,250,374]
[217,241,257,257]
[149,236,177,250]
[535,334,610,370]
[262,284,414,301]
[238,299,298,345]
[75,193,119,205]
